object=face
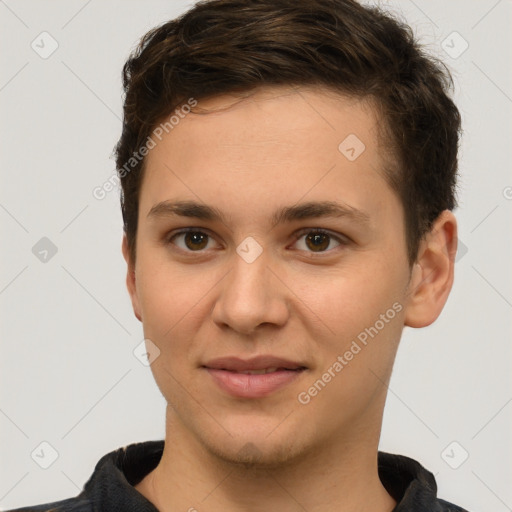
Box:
[124,86,417,465]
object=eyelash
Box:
[165,227,349,256]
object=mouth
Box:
[218,366,306,375]
[201,356,308,398]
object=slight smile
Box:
[202,355,308,399]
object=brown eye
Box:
[183,231,209,250]
[293,229,345,254]
[305,232,330,252]
[168,229,216,252]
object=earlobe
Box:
[122,235,142,322]
[403,210,458,328]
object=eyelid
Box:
[292,227,350,245]
[165,226,349,254]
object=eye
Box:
[292,228,347,254]
[166,227,348,255]
[167,228,218,252]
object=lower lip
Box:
[205,368,305,398]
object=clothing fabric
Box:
[6,440,469,511]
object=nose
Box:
[210,249,290,336]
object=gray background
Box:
[1,0,511,510]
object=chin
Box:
[199,425,310,469]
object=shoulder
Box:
[378,451,472,512]
[3,495,93,512]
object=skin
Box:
[123,85,458,512]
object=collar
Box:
[76,440,466,511]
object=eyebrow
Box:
[147,199,371,227]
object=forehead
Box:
[139,85,398,228]
[162,86,383,159]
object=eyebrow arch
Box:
[147,199,371,227]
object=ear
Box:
[403,210,458,328]
[122,234,142,322]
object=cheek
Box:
[135,253,221,359]
[135,263,210,404]
[139,274,202,340]
[302,264,401,335]
[301,263,405,383]
[296,270,404,416]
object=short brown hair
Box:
[115,0,462,267]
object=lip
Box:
[205,368,306,398]
[203,355,306,372]
[202,356,307,399]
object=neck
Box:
[135,409,396,512]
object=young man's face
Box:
[124,86,420,465]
